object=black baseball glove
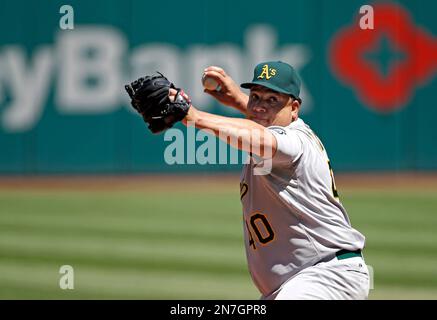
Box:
[125,73,191,134]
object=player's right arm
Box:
[202,66,249,114]
[182,105,278,159]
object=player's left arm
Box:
[182,105,278,159]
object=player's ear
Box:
[290,98,300,120]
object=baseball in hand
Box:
[202,74,220,91]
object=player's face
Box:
[247,86,293,127]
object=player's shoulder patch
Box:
[269,126,287,135]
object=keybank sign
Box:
[0,24,311,133]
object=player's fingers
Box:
[203,70,226,85]
[167,88,178,102]
[204,66,227,77]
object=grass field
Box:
[0,175,436,299]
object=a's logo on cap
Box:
[257,64,277,80]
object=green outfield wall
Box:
[0,0,436,173]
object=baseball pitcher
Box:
[125,61,370,300]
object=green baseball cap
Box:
[241,61,302,101]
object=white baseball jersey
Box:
[240,118,365,297]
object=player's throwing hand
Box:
[202,66,249,113]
